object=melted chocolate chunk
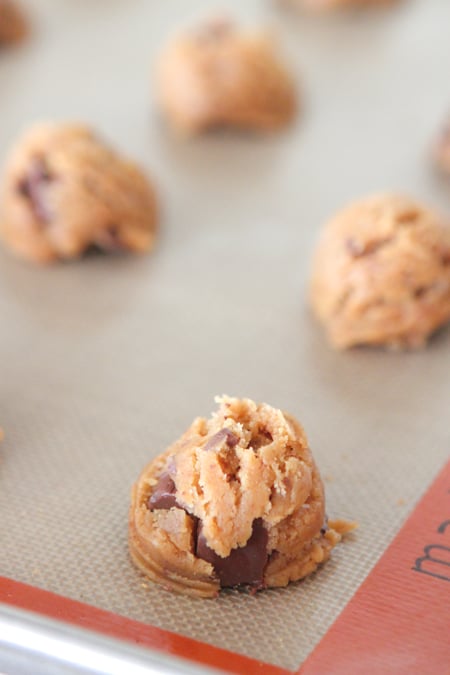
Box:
[18,157,54,224]
[204,428,239,452]
[148,473,179,510]
[196,518,268,588]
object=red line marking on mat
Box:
[299,458,450,675]
[2,459,449,674]
[0,577,287,674]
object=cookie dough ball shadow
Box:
[0,247,155,335]
[0,121,159,333]
[154,122,290,192]
[151,15,299,185]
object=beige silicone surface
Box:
[1,0,449,671]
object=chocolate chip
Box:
[204,428,239,452]
[414,286,428,299]
[93,225,126,253]
[250,429,273,450]
[18,157,54,224]
[345,238,365,257]
[196,518,268,588]
[148,472,180,510]
[345,236,391,258]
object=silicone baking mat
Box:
[1,0,449,672]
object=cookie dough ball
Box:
[434,117,450,176]
[156,18,297,135]
[129,396,350,598]
[0,123,158,263]
[310,194,450,349]
[0,0,27,45]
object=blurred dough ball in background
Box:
[156,16,298,135]
[310,193,450,350]
[0,0,28,45]
[0,123,158,263]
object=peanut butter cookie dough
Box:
[0,0,27,46]
[310,194,450,349]
[156,18,297,135]
[129,396,352,598]
[0,123,158,263]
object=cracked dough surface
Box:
[0,123,158,263]
[156,18,297,135]
[310,193,450,349]
[129,396,347,598]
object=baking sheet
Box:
[1,0,450,670]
